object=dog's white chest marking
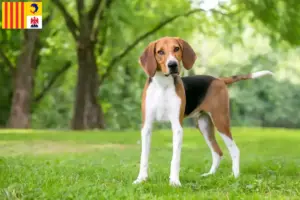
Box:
[135,72,183,186]
[145,72,181,122]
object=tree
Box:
[7,30,41,128]
[51,0,112,129]
[51,0,208,130]
[0,14,71,128]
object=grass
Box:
[0,127,300,200]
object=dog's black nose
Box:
[167,61,178,70]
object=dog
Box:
[133,36,273,186]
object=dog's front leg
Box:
[169,120,183,187]
[133,122,152,184]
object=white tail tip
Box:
[251,70,273,79]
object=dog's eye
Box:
[157,50,164,55]
[174,47,180,52]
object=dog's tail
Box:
[220,70,273,85]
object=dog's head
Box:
[139,37,197,77]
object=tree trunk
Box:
[7,30,40,128]
[71,41,105,130]
[84,50,105,129]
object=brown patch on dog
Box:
[141,78,151,127]
[188,79,233,139]
[197,114,223,156]
[220,74,252,85]
[174,76,186,125]
[139,42,157,77]
[176,38,197,70]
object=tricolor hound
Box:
[133,36,273,186]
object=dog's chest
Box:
[145,74,181,122]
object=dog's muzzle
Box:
[167,61,179,75]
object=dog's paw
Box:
[201,172,214,177]
[133,176,148,184]
[233,171,240,178]
[232,166,240,178]
[169,179,181,187]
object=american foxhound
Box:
[133,36,273,186]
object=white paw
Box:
[201,172,214,177]
[233,171,240,178]
[133,176,148,184]
[233,166,239,178]
[169,179,181,187]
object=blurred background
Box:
[0,0,299,131]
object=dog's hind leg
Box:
[210,104,240,178]
[198,113,223,176]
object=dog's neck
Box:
[152,72,175,89]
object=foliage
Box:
[1,128,300,199]
[0,62,12,126]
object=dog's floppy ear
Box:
[177,38,197,70]
[139,41,157,77]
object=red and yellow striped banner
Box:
[1,2,42,29]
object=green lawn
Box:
[0,127,299,199]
